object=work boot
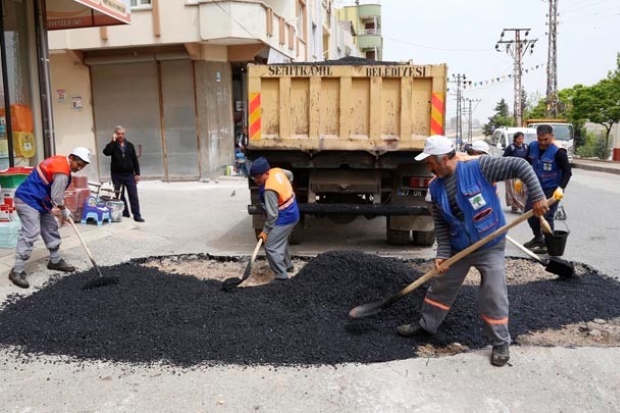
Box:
[9,269,29,289]
[491,343,510,367]
[47,259,76,272]
[270,276,289,284]
[396,323,433,338]
[523,237,545,249]
[531,245,548,254]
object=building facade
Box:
[0,0,130,178]
[47,0,362,182]
[336,0,382,61]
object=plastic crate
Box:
[0,167,33,189]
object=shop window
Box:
[130,0,152,8]
[1,0,37,169]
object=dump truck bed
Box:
[247,63,447,153]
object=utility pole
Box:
[449,73,470,149]
[495,28,537,127]
[546,0,559,118]
[463,98,481,144]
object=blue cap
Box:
[249,157,270,176]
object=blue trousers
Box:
[112,173,142,219]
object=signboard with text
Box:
[46,0,131,30]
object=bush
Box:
[576,129,609,159]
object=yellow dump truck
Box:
[245,60,447,245]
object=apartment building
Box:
[46,0,361,182]
[336,0,382,61]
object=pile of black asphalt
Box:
[0,250,619,367]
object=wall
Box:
[195,61,234,180]
[49,53,99,181]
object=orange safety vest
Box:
[15,156,72,212]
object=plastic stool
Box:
[81,196,111,226]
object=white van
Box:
[488,127,538,156]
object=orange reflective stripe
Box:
[424,297,450,311]
[36,166,50,185]
[278,195,295,210]
[480,314,509,325]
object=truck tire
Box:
[386,228,411,245]
[412,230,435,247]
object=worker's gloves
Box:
[61,208,73,220]
[514,179,523,193]
[553,187,564,201]
[258,231,268,243]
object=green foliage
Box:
[570,55,620,154]
[482,99,513,136]
[576,128,609,159]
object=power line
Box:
[383,36,494,53]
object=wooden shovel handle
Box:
[251,237,263,263]
[397,197,557,298]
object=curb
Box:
[570,161,620,176]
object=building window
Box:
[130,0,152,8]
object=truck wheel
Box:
[386,228,411,245]
[412,230,435,247]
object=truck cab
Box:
[526,121,575,160]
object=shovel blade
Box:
[349,301,384,319]
[546,257,575,278]
[222,277,242,292]
[82,276,120,290]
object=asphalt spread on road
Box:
[1,250,619,367]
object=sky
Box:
[373,0,620,125]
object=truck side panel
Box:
[247,64,447,152]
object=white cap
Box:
[472,140,490,154]
[70,147,91,164]
[414,135,455,161]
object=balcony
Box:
[358,4,381,19]
[357,30,381,50]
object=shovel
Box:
[222,238,263,292]
[66,216,120,290]
[505,235,574,278]
[349,197,557,319]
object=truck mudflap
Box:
[247,203,429,217]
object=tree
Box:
[570,54,620,158]
[482,99,513,136]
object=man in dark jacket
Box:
[102,125,145,222]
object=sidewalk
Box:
[0,218,136,280]
[571,157,620,175]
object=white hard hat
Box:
[414,135,455,161]
[472,140,490,154]
[70,147,91,164]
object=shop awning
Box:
[46,0,131,30]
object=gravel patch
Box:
[0,251,618,367]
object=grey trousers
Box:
[264,223,296,279]
[13,198,62,271]
[419,240,511,346]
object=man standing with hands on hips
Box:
[103,125,145,222]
